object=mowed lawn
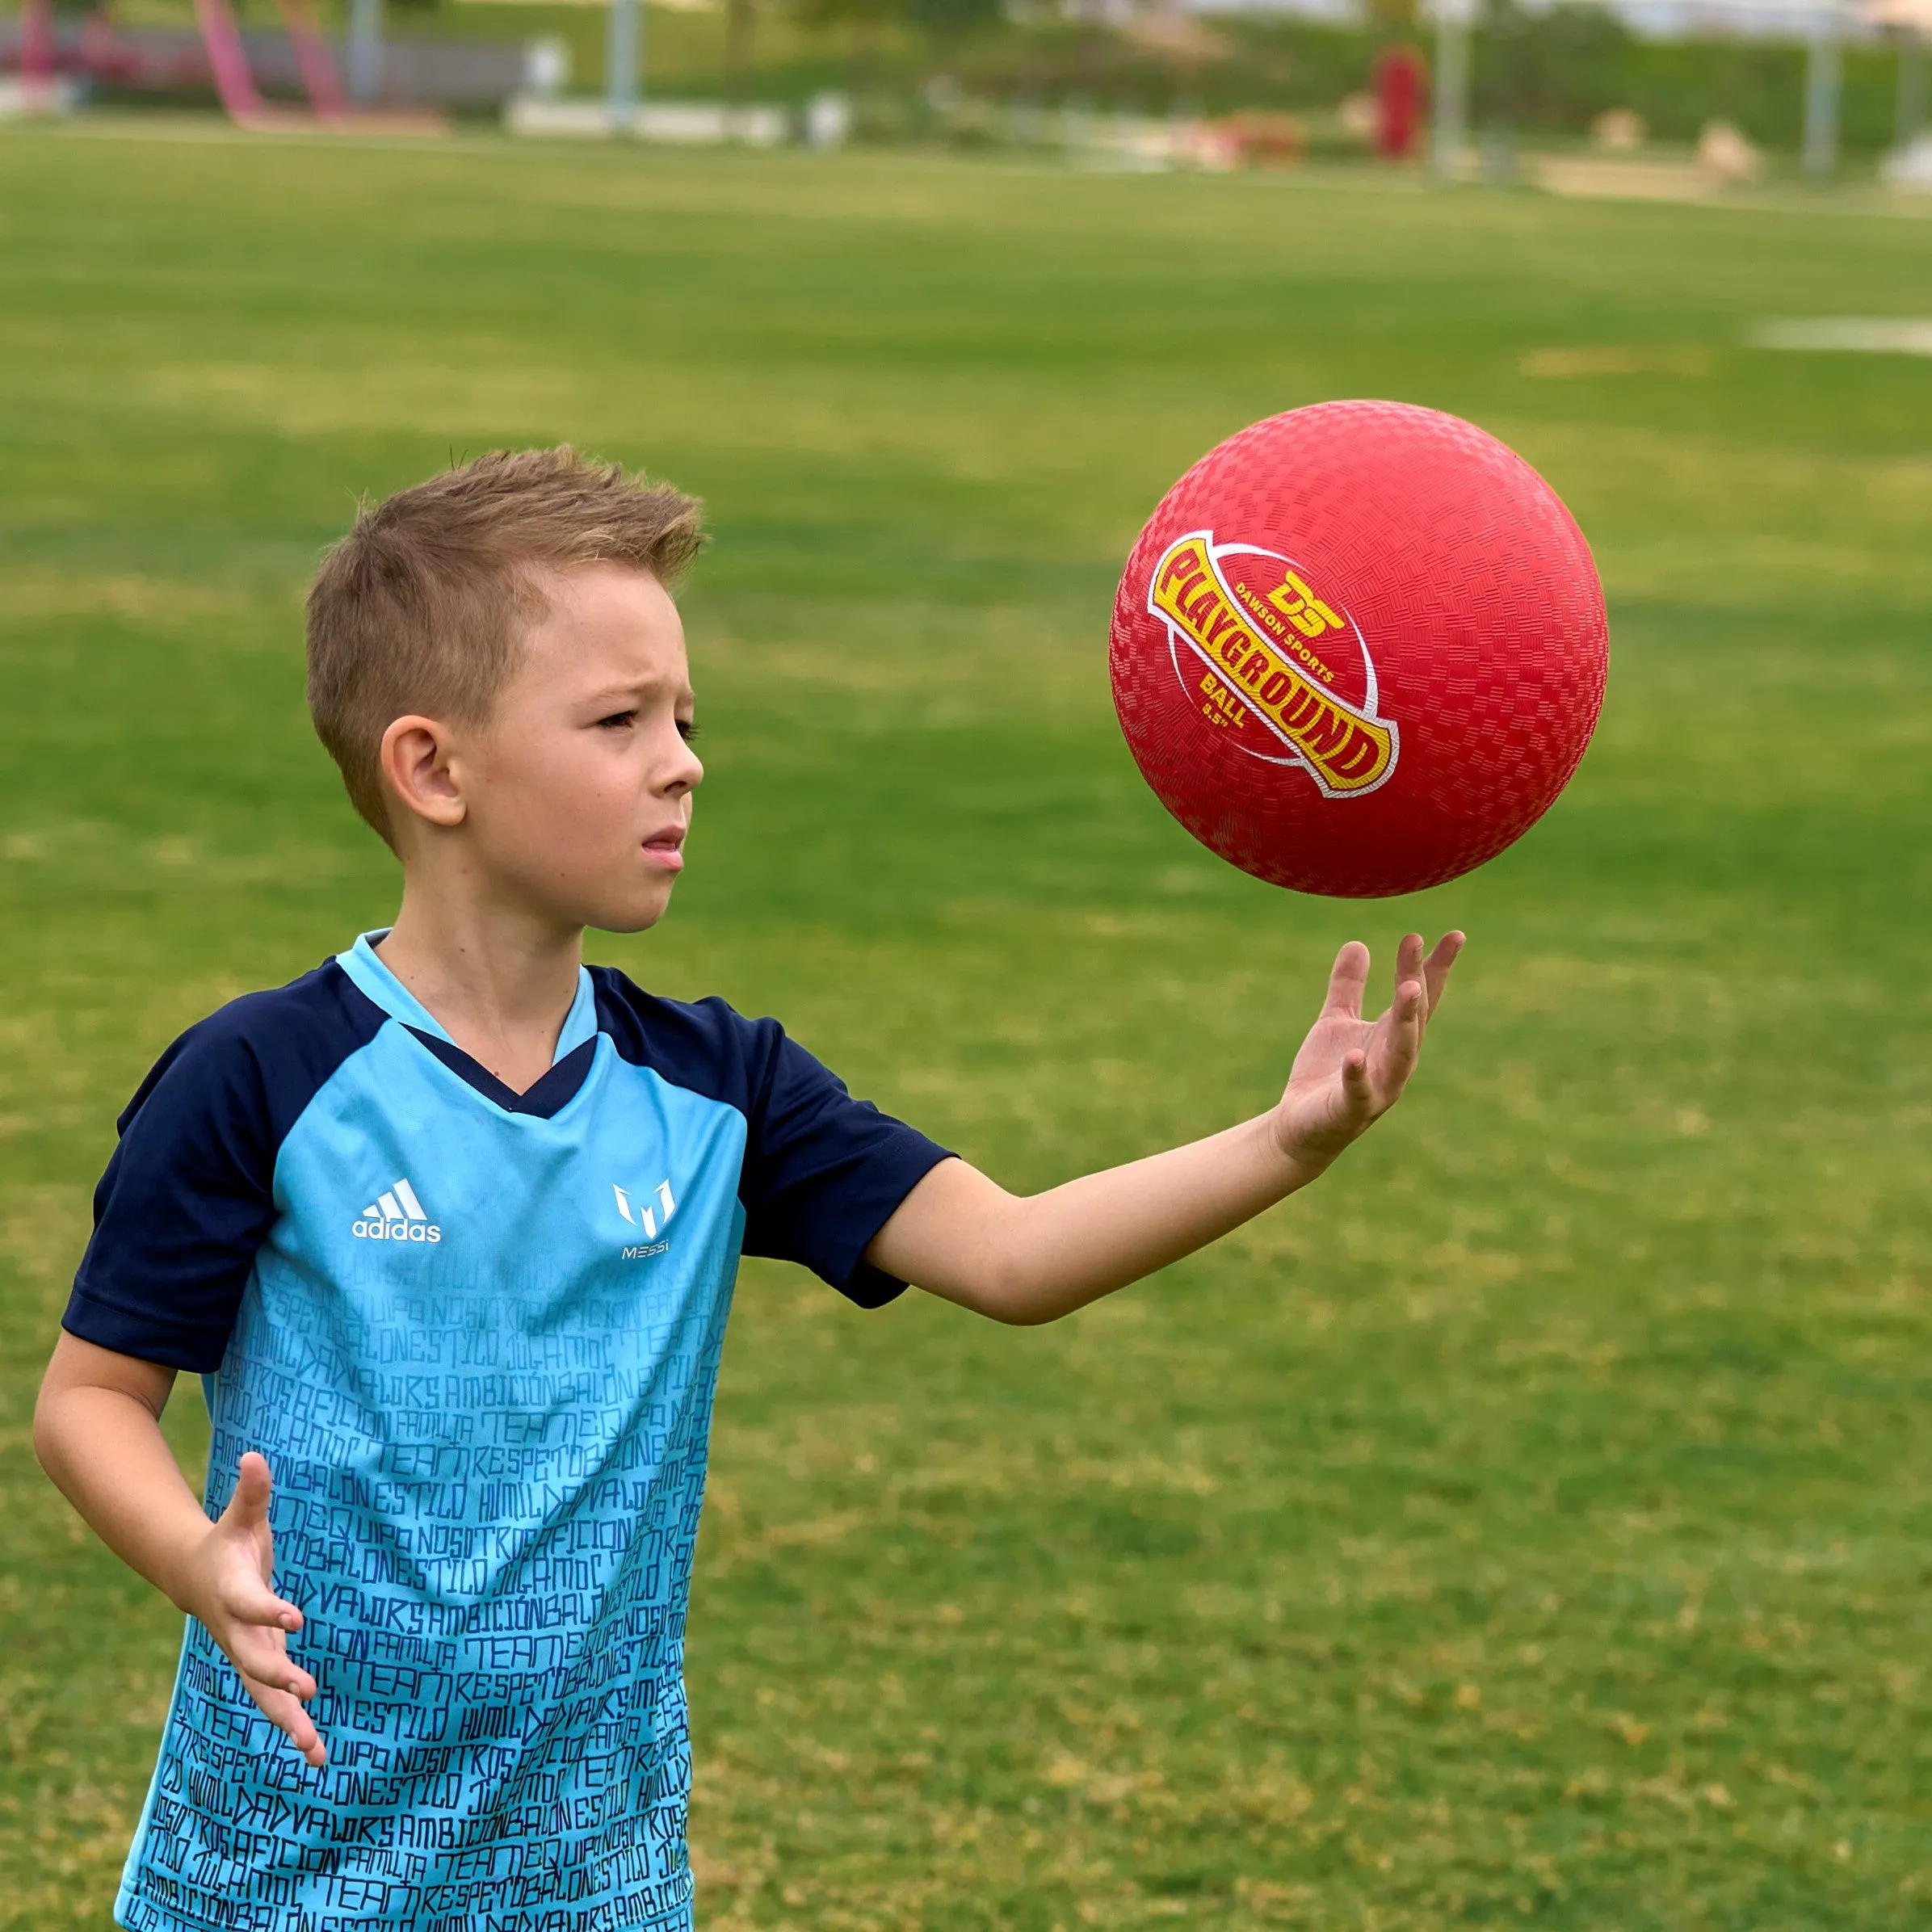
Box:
[2,126,1930,1930]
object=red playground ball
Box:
[1110,401,1607,897]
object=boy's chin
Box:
[582,883,677,937]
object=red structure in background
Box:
[19,0,57,94]
[5,0,441,131]
[1373,44,1427,159]
[191,0,353,124]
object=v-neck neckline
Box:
[402,1027,601,1120]
[335,931,603,1120]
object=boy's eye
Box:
[677,720,699,743]
[597,711,636,730]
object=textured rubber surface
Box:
[1111,401,1608,898]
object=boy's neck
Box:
[374,883,586,1097]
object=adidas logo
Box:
[613,1179,675,1258]
[351,1178,443,1244]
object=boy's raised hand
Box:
[176,1451,326,1768]
[876,927,1466,1327]
[1270,932,1464,1176]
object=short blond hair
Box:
[306,446,704,843]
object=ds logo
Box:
[614,1179,676,1259]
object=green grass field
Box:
[2,126,1930,1930]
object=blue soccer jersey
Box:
[64,934,951,1932]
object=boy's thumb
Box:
[227,1451,274,1525]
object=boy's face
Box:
[456,562,702,934]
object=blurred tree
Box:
[788,0,907,108]
[1473,0,1629,131]
[1364,0,1418,36]
[724,0,754,104]
[790,0,905,32]
[912,0,1001,41]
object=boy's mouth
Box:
[642,828,686,872]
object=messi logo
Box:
[614,1178,677,1259]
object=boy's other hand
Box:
[1271,932,1464,1178]
[177,1451,326,1768]
[34,1340,326,1767]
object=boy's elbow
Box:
[31,1373,69,1481]
[915,1259,1086,1325]
[32,1334,117,1480]
[977,1291,1064,1328]
[908,1191,1082,1325]
[958,1239,1069,1327]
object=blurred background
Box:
[3,0,1932,183]
[1,0,1930,1925]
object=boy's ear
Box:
[378,716,468,831]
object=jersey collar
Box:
[335,931,600,1066]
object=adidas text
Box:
[353,1177,443,1245]
[353,1219,443,1243]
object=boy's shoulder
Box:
[119,959,387,1140]
[586,965,792,1102]
[75,961,396,1375]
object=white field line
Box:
[1750,317,1932,355]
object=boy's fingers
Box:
[1342,1048,1373,1114]
[1422,932,1464,1017]
[1376,983,1424,1095]
[253,1594,303,1635]
[225,1451,274,1529]
[1322,942,1371,1020]
[220,1613,315,1695]
[1396,977,1425,1046]
[219,1574,304,1633]
[1393,933,1424,1002]
[233,1642,317,1701]
[249,1682,327,1768]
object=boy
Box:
[35,447,1460,1932]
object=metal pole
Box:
[1433,0,1471,182]
[346,0,382,105]
[1803,2,1840,181]
[607,0,639,133]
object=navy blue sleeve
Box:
[64,964,386,1373]
[736,1023,954,1308]
[590,970,953,1307]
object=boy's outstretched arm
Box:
[867,932,1463,1325]
[34,1337,326,1766]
